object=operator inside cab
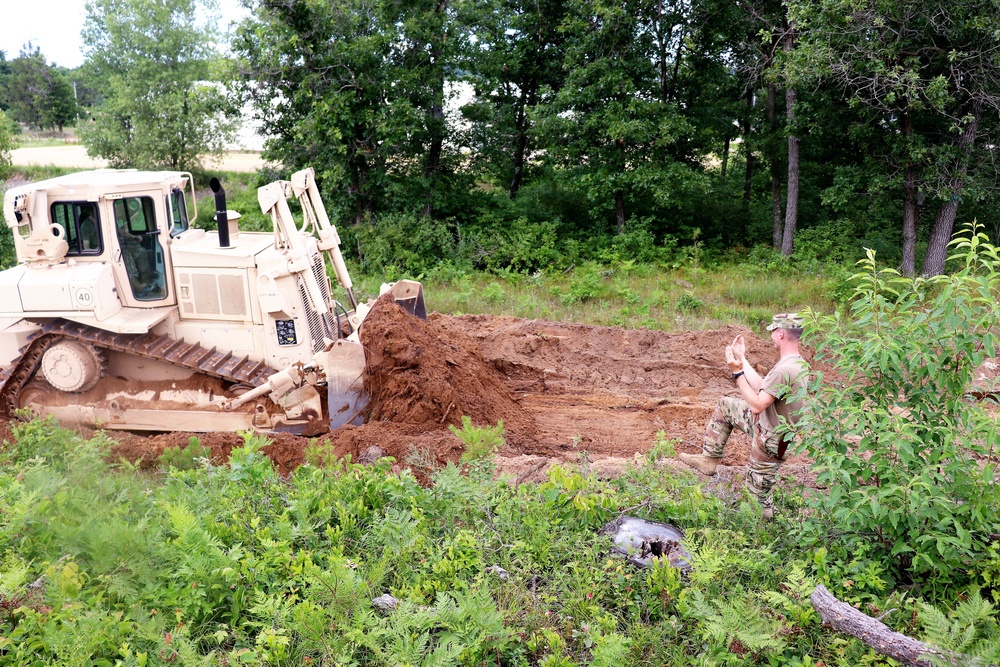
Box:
[113,196,167,301]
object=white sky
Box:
[0,0,249,69]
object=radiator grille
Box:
[299,282,325,353]
[311,253,336,340]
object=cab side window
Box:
[169,188,190,237]
[52,202,102,255]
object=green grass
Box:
[351,261,839,333]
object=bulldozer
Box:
[0,167,424,434]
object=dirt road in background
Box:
[10,146,266,173]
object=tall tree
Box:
[788,0,1000,275]
[233,0,464,224]
[0,109,14,177]
[80,0,234,169]
[533,0,703,235]
[781,23,799,256]
[2,44,77,131]
[458,0,568,198]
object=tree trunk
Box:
[615,188,626,234]
[421,0,449,219]
[900,108,918,276]
[781,28,798,256]
[901,163,918,276]
[742,89,755,211]
[766,83,783,248]
[666,18,687,104]
[423,101,445,218]
[922,99,981,276]
[656,0,673,103]
[811,584,971,667]
[509,81,537,199]
[721,135,731,180]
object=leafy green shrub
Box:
[797,224,1000,589]
[352,211,456,275]
[560,263,607,305]
[480,281,506,305]
[464,215,560,273]
[676,290,703,312]
[158,436,210,470]
[736,245,795,277]
[449,416,505,464]
[647,431,678,463]
[598,219,675,265]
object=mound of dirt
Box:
[74,309,824,484]
[360,295,536,444]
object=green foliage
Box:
[647,431,678,463]
[676,291,704,312]
[0,110,13,179]
[0,44,77,132]
[725,277,792,307]
[1,411,996,665]
[449,416,505,464]
[797,223,1000,588]
[919,589,1000,666]
[464,215,561,273]
[352,212,456,277]
[157,436,210,471]
[559,262,610,306]
[79,0,235,169]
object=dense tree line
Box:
[3,0,999,275]
[0,45,78,133]
[230,0,1000,275]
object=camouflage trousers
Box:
[702,397,786,510]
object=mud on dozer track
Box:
[100,297,816,482]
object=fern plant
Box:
[921,589,1000,666]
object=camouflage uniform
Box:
[686,313,809,512]
[702,396,785,509]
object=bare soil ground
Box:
[102,297,819,490]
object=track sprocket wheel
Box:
[39,340,107,393]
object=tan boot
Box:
[678,452,719,476]
[762,507,774,521]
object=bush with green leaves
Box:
[350,211,457,276]
[797,223,1000,589]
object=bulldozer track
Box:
[0,320,278,417]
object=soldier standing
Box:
[678,313,809,520]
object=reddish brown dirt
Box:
[9,298,821,481]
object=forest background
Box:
[3,0,1000,279]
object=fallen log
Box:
[809,583,995,667]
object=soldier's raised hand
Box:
[731,334,746,360]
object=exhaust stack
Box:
[209,177,231,248]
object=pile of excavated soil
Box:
[37,306,824,484]
[360,295,536,444]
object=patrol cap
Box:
[766,312,804,331]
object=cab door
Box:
[105,193,174,306]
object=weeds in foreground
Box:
[0,417,997,666]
